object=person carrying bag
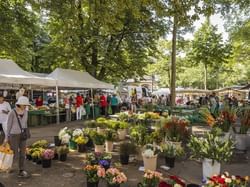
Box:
[4,96,30,178]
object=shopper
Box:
[0,93,11,144]
[35,96,43,107]
[110,94,118,115]
[4,96,30,177]
[100,93,107,116]
[64,96,71,122]
[131,96,137,113]
[76,93,83,120]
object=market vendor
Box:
[0,93,11,144]
[35,96,43,107]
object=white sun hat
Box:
[16,96,30,106]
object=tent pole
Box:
[91,88,95,119]
[56,84,60,124]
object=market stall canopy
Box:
[0,59,56,87]
[47,68,114,89]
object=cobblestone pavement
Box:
[0,121,249,187]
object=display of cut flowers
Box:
[161,142,184,158]
[72,128,84,138]
[164,116,189,142]
[198,107,215,127]
[73,135,89,145]
[159,175,185,187]
[41,149,55,160]
[83,165,106,183]
[214,106,237,132]
[58,127,72,144]
[105,168,127,185]
[204,172,249,187]
[85,152,112,165]
[142,144,162,158]
[138,170,162,187]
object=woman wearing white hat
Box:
[4,96,30,177]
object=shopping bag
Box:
[108,106,112,115]
[0,144,14,171]
[81,106,86,116]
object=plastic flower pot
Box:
[36,159,42,165]
[94,145,104,153]
[120,155,129,165]
[42,159,52,168]
[78,144,87,153]
[59,154,67,162]
[54,136,61,146]
[235,134,247,151]
[53,153,58,160]
[202,158,221,180]
[117,129,127,140]
[87,181,99,187]
[142,155,157,171]
[107,183,120,187]
[165,157,175,168]
[69,140,77,150]
[86,137,94,148]
[105,141,113,152]
[32,157,38,163]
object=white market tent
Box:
[47,68,114,89]
[0,59,56,87]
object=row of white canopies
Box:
[0,59,114,89]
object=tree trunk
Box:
[170,15,177,107]
[204,63,207,90]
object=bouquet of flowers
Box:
[105,168,127,185]
[74,136,89,145]
[164,116,189,142]
[142,144,162,158]
[72,128,84,138]
[159,176,185,187]
[215,107,237,132]
[31,140,49,148]
[98,159,110,169]
[204,172,249,187]
[83,165,106,183]
[198,107,215,127]
[58,127,72,144]
[86,152,112,165]
[41,149,55,160]
[138,170,162,187]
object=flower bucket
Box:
[120,155,129,165]
[105,141,113,152]
[53,153,58,160]
[54,136,61,146]
[86,137,94,148]
[165,157,175,168]
[59,154,67,162]
[36,159,42,165]
[87,181,99,187]
[78,144,87,153]
[117,129,127,140]
[42,159,52,168]
[202,158,221,180]
[143,155,157,171]
[69,140,77,150]
[235,134,247,151]
[95,145,104,153]
[26,154,32,160]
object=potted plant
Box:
[83,165,106,187]
[117,121,128,140]
[164,116,189,145]
[86,152,112,166]
[74,135,89,153]
[105,129,117,152]
[92,132,106,153]
[56,145,69,161]
[58,127,72,145]
[204,172,249,187]
[188,131,234,180]
[142,144,162,171]
[105,168,127,187]
[214,106,236,140]
[137,170,162,187]
[130,125,150,160]
[233,107,250,150]
[119,142,137,165]
[41,149,54,168]
[96,117,108,134]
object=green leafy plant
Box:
[120,142,137,156]
[56,145,69,155]
[129,125,150,146]
[188,131,234,163]
[235,107,250,134]
[105,129,117,142]
[31,140,49,148]
[84,120,98,128]
[161,143,184,158]
[91,132,106,145]
[96,117,108,128]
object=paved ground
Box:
[0,121,249,187]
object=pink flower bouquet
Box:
[41,149,55,160]
[105,168,127,185]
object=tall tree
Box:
[187,21,230,90]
